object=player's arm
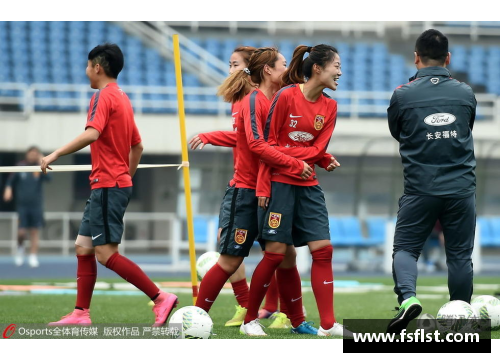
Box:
[41,92,109,174]
[388,91,401,141]
[189,131,237,150]
[41,128,100,174]
[129,142,143,178]
[245,94,311,179]
[3,173,17,202]
[469,94,477,131]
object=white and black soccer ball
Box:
[196,251,220,281]
[436,300,478,334]
[416,313,437,334]
[471,295,500,330]
[168,306,213,339]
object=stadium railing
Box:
[1,83,499,122]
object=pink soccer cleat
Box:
[152,291,179,326]
[48,309,91,325]
[258,308,275,319]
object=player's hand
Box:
[301,161,313,180]
[41,152,58,174]
[326,156,340,172]
[3,187,12,202]
[258,197,269,210]
[189,135,206,150]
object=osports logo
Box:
[268,212,282,229]
[2,324,16,339]
[288,131,314,142]
[235,229,248,244]
[424,113,456,126]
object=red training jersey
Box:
[256,84,337,196]
[233,89,304,190]
[85,82,141,190]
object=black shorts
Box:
[78,186,132,246]
[219,186,259,257]
[18,205,44,229]
[258,182,330,247]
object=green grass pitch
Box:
[1,276,499,339]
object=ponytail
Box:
[280,45,309,87]
[217,70,255,103]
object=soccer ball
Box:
[471,295,500,330]
[168,306,213,339]
[436,300,478,333]
[416,313,437,334]
[196,251,220,281]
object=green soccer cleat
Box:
[268,312,292,329]
[387,296,422,334]
[225,305,247,327]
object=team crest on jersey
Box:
[268,212,282,229]
[235,229,248,244]
[314,115,325,130]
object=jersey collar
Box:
[409,66,451,81]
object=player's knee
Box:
[218,255,242,275]
[95,251,109,266]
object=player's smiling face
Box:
[318,53,342,91]
[229,52,246,75]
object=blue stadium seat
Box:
[489,218,500,247]
[338,217,365,246]
[328,217,344,246]
[365,217,387,246]
[477,218,494,247]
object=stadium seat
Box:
[365,217,387,246]
[328,217,344,246]
[338,217,365,246]
[489,218,500,247]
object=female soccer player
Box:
[189,46,259,327]
[189,46,288,327]
[241,44,349,337]
[194,47,319,335]
[42,43,178,326]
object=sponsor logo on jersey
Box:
[314,115,325,130]
[424,113,456,126]
[430,78,439,84]
[235,229,248,244]
[268,212,282,229]
[288,131,314,142]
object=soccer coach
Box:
[386,29,477,334]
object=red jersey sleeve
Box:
[256,161,272,197]
[316,153,334,169]
[244,91,303,175]
[85,90,111,134]
[131,121,141,146]
[199,131,237,147]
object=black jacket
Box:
[388,66,476,197]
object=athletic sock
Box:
[196,263,231,312]
[311,245,336,329]
[276,266,304,328]
[231,278,249,308]
[244,251,285,324]
[279,291,289,316]
[262,272,279,313]
[75,254,97,310]
[105,252,159,299]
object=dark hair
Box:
[26,146,41,154]
[88,43,124,79]
[415,29,448,65]
[281,44,339,87]
[233,46,257,66]
[218,47,280,103]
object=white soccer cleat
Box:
[239,319,267,336]
[14,247,24,266]
[318,322,354,338]
[28,254,39,268]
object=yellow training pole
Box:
[173,34,198,305]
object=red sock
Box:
[311,245,336,329]
[105,252,159,299]
[75,254,97,309]
[279,291,289,316]
[231,278,249,308]
[277,266,304,328]
[244,252,285,324]
[262,272,278,312]
[195,263,231,312]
